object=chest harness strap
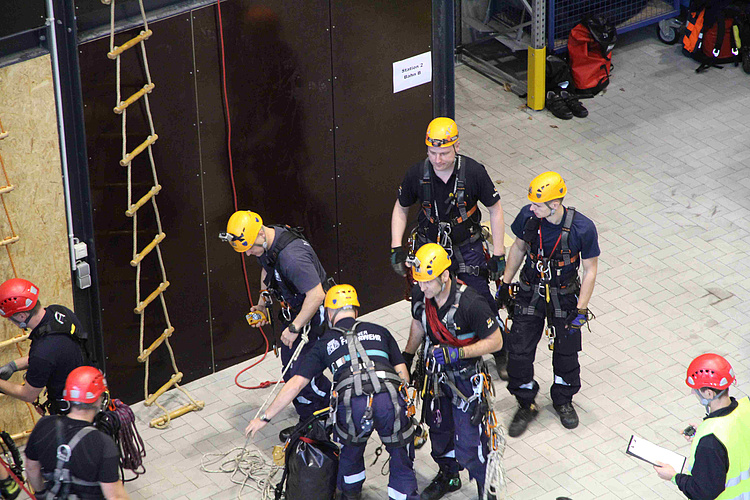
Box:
[421,284,476,348]
[328,322,413,447]
[42,419,100,499]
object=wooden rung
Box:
[149,401,204,428]
[0,333,29,349]
[144,372,183,406]
[114,83,155,114]
[0,132,8,140]
[10,430,31,444]
[0,185,15,195]
[101,0,112,4]
[134,281,169,314]
[0,236,19,248]
[125,184,161,217]
[131,232,166,267]
[107,30,153,60]
[120,134,158,166]
[137,326,174,362]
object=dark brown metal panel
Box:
[191,1,336,371]
[79,14,212,403]
[330,0,433,312]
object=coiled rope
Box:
[95,399,147,481]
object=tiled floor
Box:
[118,28,750,499]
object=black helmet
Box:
[583,14,617,55]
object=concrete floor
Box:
[115,27,750,500]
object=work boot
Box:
[339,490,362,500]
[0,476,19,500]
[560,90,589,118]
[420,469,461,500]
[508,402,538,438]
[553,402,579,429]
[493,351,509,381]
[545,91,573,120]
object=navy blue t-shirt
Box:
[298,317,405,383]
[511,205,599,281]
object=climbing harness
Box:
[41,418,100,499]
[100,0,204,428]
[327,322,413,446]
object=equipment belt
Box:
[423,203,478,225]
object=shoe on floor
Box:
[553,402,579,429]
[508,402,538,438]
[560,90,589,118]
[493,351,509,381]
[546,91,573,120]
[420,469,461,500]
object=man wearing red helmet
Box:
[25,366,129,499]
[654,353,750,500]
[0,278,87,415]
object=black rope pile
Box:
[0,431,23,480]
[94,399,146,481]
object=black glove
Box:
[0,361,17,381]
[496,282,512,311]
[488,255,506,281]
[401,351,415,371]
[390,246,407,277]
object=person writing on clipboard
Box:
[654,353,750,500]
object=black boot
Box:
[493,351,508,381]
[508,402,538,438]
[546,91,573,120]
[420,469,461,500]
[553,402,579,429]
[560,90,588,118]
[0,476,19,500]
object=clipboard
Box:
[626,435,687,473]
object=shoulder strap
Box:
[421,159,433,221]
[443,284,465,335]
[559,207,576,265]
[339,322,382,397]
[453,156,469,221]
[266,227,301,268]
[48,420,99,497]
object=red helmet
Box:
[0,278,39,317]
[686,353,735,391]
[64,366,107,404]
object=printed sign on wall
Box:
[393,51,431,93]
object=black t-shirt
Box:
[298,317,405,383]
[258,227,327,309]
[25,415,120,497]
[411,280,498,362]
[397,155,500,240]
[27,306,86,402]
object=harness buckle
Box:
[56,444,72,463]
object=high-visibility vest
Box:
[685,397,750,500]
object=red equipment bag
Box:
[567,22,613,96]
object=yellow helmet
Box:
[222,211,263,252]
[325,284,360,309]
[425,117,459,148]
[411,243,451,282]
[527,171,567,203]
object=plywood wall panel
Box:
[0,54,74,436]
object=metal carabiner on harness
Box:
[438,223,453,259]
[357,394,375,439]
[546,326,556,351]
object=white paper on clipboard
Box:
[626,435,687,473]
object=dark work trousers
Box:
[280,310,331,420]
[427,375,490,496]
[334,392,419,500]
[506,287,581,406]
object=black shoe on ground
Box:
[493,351,509,381]
[278,425,296,442]
[508,402,538,438]
[546,91,573,120]
[420,469,461,500]
[553,402,579,429]
[560,90,589,118]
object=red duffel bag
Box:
[568,16,616,96]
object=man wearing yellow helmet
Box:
[246,285,419,500]
[391,117,509,381]
[221,211,332,437]
[402,243,503,500]
[497,172,599,437]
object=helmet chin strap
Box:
[694,388,725,414]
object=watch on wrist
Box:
[288,323,299,334]
[260,414,271,423]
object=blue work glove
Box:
[432,346,464,365]
[487,255,506,281]
[0,360,18,381]
[565,309,589,333]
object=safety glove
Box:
[401,351,415,372]
[487,255,506,281]
[390,246,408,276]
[496,282,512,310]
[0,360,18,381]
[432,345,464,365]
[565,308,591,334]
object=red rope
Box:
[0,455,36,499]
[216,0,276,390]
[425,299,474,347]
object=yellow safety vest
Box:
[685,397,750,500]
